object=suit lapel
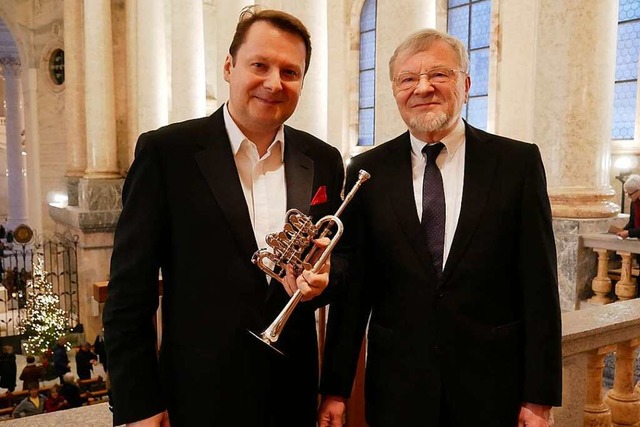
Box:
[194,108,263,279]
[441,123,499,285]
[283,127,314,213]
[386,133,436,277]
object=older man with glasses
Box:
[319,28,561,427]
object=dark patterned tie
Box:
[421,143,445,277]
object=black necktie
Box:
[421,143,445,277]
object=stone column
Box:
[126,0,169,141]
[51,0,124,343]
[64,0,87,180]
[171,0,206,122]
[202,0,218,113]
[22,69,43,233]
[83,0,118,178]
[0,56,28,229]
[495,0,621,311]
[279,0,328,141]
[532,0,618,218]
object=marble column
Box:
[171,0,206,122]
[279,0,328,141]
[64,0,87,180]
[83,0,119,178]
[202,0,218,113]
[126,0,169,140]
[22,69,43,233]
[1,56,28,229]
[532,0,618,218]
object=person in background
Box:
[52,336,70,384]
[319,28,561,427]
[103,6,345,427]
[93,328,107,372]
[0,345,16,392]
[44,384,69,413]
[60,372,82,408]
[75,342,97,380]
[617,174,640,240]
[19,355,43,391]
[12,385,46,418]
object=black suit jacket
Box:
[104,106,345,426]
[321,123,562,426]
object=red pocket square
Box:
[311,186,328,206]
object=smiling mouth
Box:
[254,96,284,105]
[412,102,441,108]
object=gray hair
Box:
[63,372,76,384]
[388,28,469,80]
[624,174,640,194]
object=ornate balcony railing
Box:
[555,298,640,426]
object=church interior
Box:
[0,0,638,425]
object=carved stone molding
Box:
[0,56,21,77]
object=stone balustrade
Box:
[556,298,640,426]
[582,233,640,303]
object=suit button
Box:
[437,291,444,299]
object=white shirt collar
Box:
[223,103,285,161]
[409,117,466,159]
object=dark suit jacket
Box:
[320,123,562,427]
[103,106,345,426]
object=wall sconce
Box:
[614,155,638,213]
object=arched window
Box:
[358,0,376,146]
[612,0,639,140]
[447,0,491,130]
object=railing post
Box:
[604,339,640,426]
[615,252,637,301]
[585,346,614,426]
[590,248,614,304]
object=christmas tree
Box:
[19,255,68,355]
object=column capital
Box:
[0,56,21,77]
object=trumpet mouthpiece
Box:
[358,170,371,182]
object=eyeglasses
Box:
[393,67,467,91]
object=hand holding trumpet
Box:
[281,238,331,301]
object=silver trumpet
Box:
[250,169,371,353]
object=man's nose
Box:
[263,69,283,92]
[413,75,435,95]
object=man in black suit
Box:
[104,7,345,427]
[318,29,561,427]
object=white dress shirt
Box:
[223,104,287,255]
[410,118,466,269]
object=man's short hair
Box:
[26,355,35,363]
[228,5,312,75]
[624,174,640,194]
[388,29,469,80]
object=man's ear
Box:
[223,54,233,83]
[464,75,471,103]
